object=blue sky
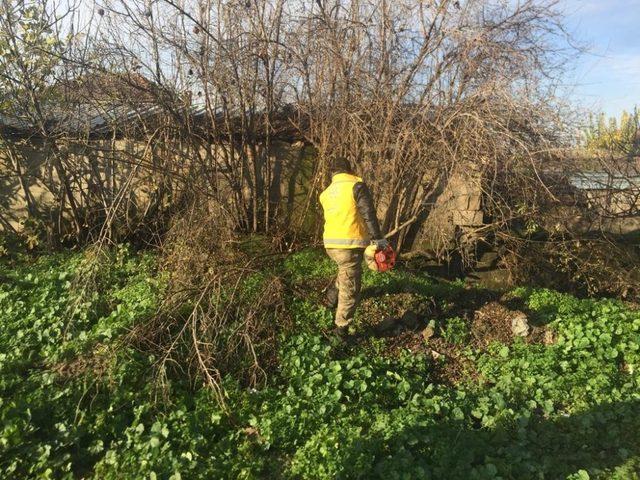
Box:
[562,0,640,118]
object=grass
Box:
[0,246,639,479]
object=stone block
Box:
[510,313,530,337]
[452,210,483,226]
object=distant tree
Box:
[584,109,640,155]
[0,0,64,124]
[0,0,65,227]
[0,0,101,242]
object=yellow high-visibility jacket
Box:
[319,173,370,249]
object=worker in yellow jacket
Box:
[319,157,388,335]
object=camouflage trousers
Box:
[326,248,364,327]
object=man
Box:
[319,157,388,335]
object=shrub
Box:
[131,202,287,406]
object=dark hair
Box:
[330,156,354,174]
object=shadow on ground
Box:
[337,399,640,479]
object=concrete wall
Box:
[0,138,317,236]
[584,188,639,217]
[0,138,157,232]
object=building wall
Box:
[0,138,317,236]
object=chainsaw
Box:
[364,243,397,272]
[363,206,433,272]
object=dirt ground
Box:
[329,283,551,385]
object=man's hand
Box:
[373,238,389,250]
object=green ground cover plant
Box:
[0,247,639,479]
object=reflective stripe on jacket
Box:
[319,173,370,249]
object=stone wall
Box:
[415,168,484,253]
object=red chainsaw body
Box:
[374,245,396,272]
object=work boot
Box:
[331,325,362,346]
[330,325,349,342]
[324,285,339,309]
